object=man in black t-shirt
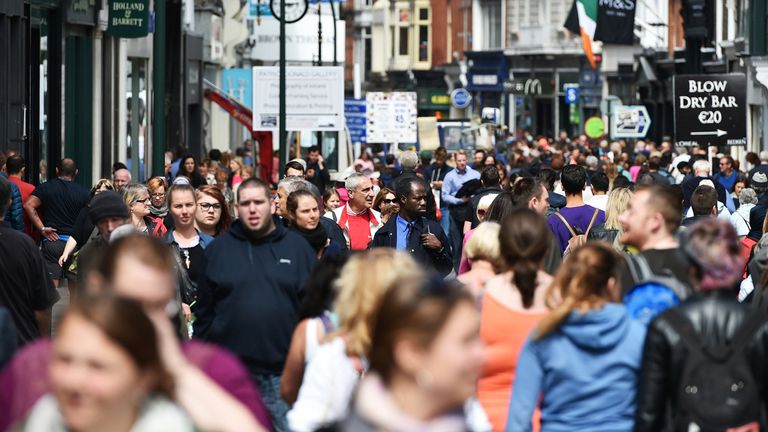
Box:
[0,176,59,345]
[24,158,89,289]
[618,184,692,294]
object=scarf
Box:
[150,205,169,219]
[294,223,328,252]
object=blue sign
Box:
[451,88,471,109]
[345,98,366,144]
[222,69,253,108]
[247,0,273,18]
[564,84,579,105]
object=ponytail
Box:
[512,259,539,308]
[499,208,550,309]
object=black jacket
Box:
[318,217,349,251]
[369,215,453,277]
[635,292,768,431]
[193,217,316,375]
[393,172,437,221]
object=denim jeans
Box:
[439,206,451,243]
[252,372,290,432]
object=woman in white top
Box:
[280,253,350,405]
[730,187,758,237]
[287,249,422,432]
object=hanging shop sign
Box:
[673,74,747,147]
[612,105,651,138]
[107,0,149,38]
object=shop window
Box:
[399,27,409,56]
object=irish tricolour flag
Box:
[564,0,598,69]
[575,0,597,68]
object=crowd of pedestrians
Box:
[1,135,768,431]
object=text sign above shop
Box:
[673,74,747,147]
[108,0,150,38]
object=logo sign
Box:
[344,98,366,144]
[251,66,344,131]
[584,116,605,139]
[564,84,579,105]
[451,88,471,109]
[673,74,747,147]
[612,105,651,139]
[107,0,150,38]
[366,92,418,144]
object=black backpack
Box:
[666,309,767,431]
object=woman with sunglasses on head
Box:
[325,277,486,432]
[373,187,399,224]
[0,235,270,432]
[506,242,645,432]
[195,185,231,237]
[121,183,167,237]
[166,183,214,324]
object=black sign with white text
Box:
[673,74,747,147]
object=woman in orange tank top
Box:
[477,208,552,431]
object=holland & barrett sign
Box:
[108,0,149,38]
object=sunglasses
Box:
[383,198,397,204]
[134,197,150,204]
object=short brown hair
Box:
[98,235,177,284]
[637,185,683,232]
[691,185,718,216]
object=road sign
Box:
[252,66,344,131]
[673,74,747,147]
[366,92,418,144]
[612,105,651,138]
[564,84,579,105]
[450,88,471,109]
[585,116,605,139]
[344,98,366,144]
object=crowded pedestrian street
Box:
[1,0,768,431]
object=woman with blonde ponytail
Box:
[477,208,552,431]
[505,243,646,432]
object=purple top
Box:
[547,205,606,254]
[0,339,272,430]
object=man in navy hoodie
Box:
[193,177,315,432]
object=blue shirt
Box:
[441,166,480,206]
[395,215,412,251]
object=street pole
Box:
[279,0,288,171]
[153,0,166,177]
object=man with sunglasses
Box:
[370,177,453,276]
[714,155,739,212]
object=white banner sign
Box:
[366,92,418,144]
[249,16,345,63]
[252,66,344,131]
